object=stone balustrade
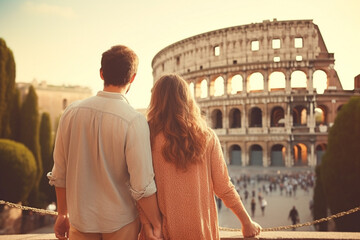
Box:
[1,231,360,240]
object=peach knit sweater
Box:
[140,130,245,240]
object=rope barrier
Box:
[1,200,359,231]
[219,206,360,232]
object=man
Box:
[288,206,300,230]
[48,45,162,240]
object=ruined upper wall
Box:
[152,19,342,89]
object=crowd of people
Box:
[216,170,315,229]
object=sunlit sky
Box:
[1,0,359,108]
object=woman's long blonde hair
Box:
[147,74,210,170]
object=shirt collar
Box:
[97,91,129,104]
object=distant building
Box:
[152,19,360,167]
[17,79,92,131]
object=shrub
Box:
[0,139,37,203]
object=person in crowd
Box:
[288,206,300,230]
[139,74,261,239]
[48,45,162,240]
[260,198,267,216]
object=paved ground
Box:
[31,166,316,234]
[219,166,315,232]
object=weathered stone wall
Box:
[151,19,359,167]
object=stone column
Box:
[285,69,291,94]
[242,72,248,96]
[308,100,315,133]
[307,68,314,94]
[193,79,197,99]
[310,142,315,166]
[263,70,269,94]
[223,73,229,96]
[207,76,211,98]
[286,98,292,134]
[223,105,229,131]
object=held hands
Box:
[241,220,262,238]
[143,223,163,240]
[54,214,70,240]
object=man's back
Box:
[52,91,155,233]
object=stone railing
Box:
[1,231,360,240]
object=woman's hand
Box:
[241,220,261,238]
[143,223,163,240]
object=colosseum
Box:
[151,19,360,168]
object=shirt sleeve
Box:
[48,115,67,188]
[125,114,157,201]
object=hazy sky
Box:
[1,0,359,108]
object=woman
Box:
[139,74,261,239]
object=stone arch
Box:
[249,144,263,166]
[229,144,242,165]
[270,144,286,166]
[271,106,285,127]
[213,76,225,96]
[291,70,307,89]
[230,74,243,94]
[249,107,262,127]
[313,70,328,94]
[211,109,223,129]
[292,105,307,126]
[316,143,327,165]
[200,79,208,98]
[229,108,241,128]
[248,72,264,92]
[189,82,195,97]
[269,71,286,91]
[293,143,308,166]
[315,104,329,125]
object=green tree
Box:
[9,88,21,141]
[321,96,360,231]
[19,86,43,206]
[39,112,55,204]
[0,139,37,203]
[313,166,327,231]
[0,38,16,139]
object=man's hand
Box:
[143,223,163,240]
[54,214,69,240]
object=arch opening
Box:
[293,143,308,166]
[250,144,263,166]
[211,109,223,129]
[248,72,264,92]
[271,144,286,166]
[229,108,241,128]
[249,107,262,127]
[230,145,242,165]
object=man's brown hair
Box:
[101,45,138,86]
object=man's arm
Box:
[54,187,69,240]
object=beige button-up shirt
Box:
[49,91,156,233]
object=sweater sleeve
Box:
[210,131,250,222]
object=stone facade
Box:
[17,80,92,132]
[151,19,360,167]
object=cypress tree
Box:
[9,88,21,141]
[19,85,43,206]
[39,112,55,204]
[321,96,360,231]
[0,38,16,138]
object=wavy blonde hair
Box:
[147,74,210,170]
